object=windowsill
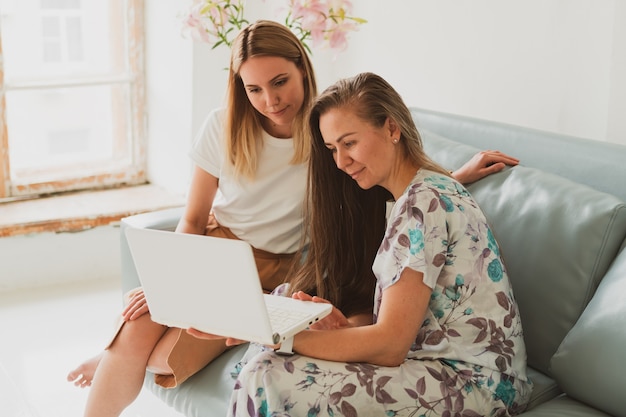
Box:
[0,184,186,238]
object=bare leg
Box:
[67,352,103,388]
[77,317,229,416]
[83,314,168,417]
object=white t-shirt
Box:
[189,109,307,254]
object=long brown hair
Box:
[289,72,450,317]
[225,20,317,179]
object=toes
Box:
[67,365,86,382]
[73,376,91,388]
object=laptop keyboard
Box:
[266,302,314,334]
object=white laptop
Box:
[124,227,332,350]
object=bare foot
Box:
[67,352,103,388]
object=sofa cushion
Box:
[466,166,626,375]
[523,368,562,411]
[550,249,626,417]
[420,127,626,376]
[517,394,613,417]
[145,343,247,417]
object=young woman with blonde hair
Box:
[67,20,318,417]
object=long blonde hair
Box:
[225,20,317,179]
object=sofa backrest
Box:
[421,129,626,376]
[120,206,185,294]
[413,107,626,202]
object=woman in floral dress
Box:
[207,72,534,417]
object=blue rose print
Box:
[425,176,447,190]
[408,228,424,255]
[455,274,464,286]
[487,228,500,257]
[488,258,504,282]
[439,194,455,212]
[494,379,517,407]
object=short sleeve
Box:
[189,108,226,178]
[373,182,449,291]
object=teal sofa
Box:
[120,107,626,417]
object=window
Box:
[0,0,146,201]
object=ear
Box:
[386,117,401,142]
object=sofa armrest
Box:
[119,207,185,294]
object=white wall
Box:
[607,1,626,143]
[0,226,120,291]
[345,0,623,145]
[147,0,626,196]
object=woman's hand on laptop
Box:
[291,291,349,330]
[121,288,151,321]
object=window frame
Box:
[0,0,146,202]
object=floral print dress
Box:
[227,170,533,417]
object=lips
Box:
[268,107,288,116]
[348,167,364,180]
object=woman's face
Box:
[239,55,305,138]
[319,107,398,191]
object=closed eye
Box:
[274,78,287,87]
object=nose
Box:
[334,148,351,171]
[264,90,279,107]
